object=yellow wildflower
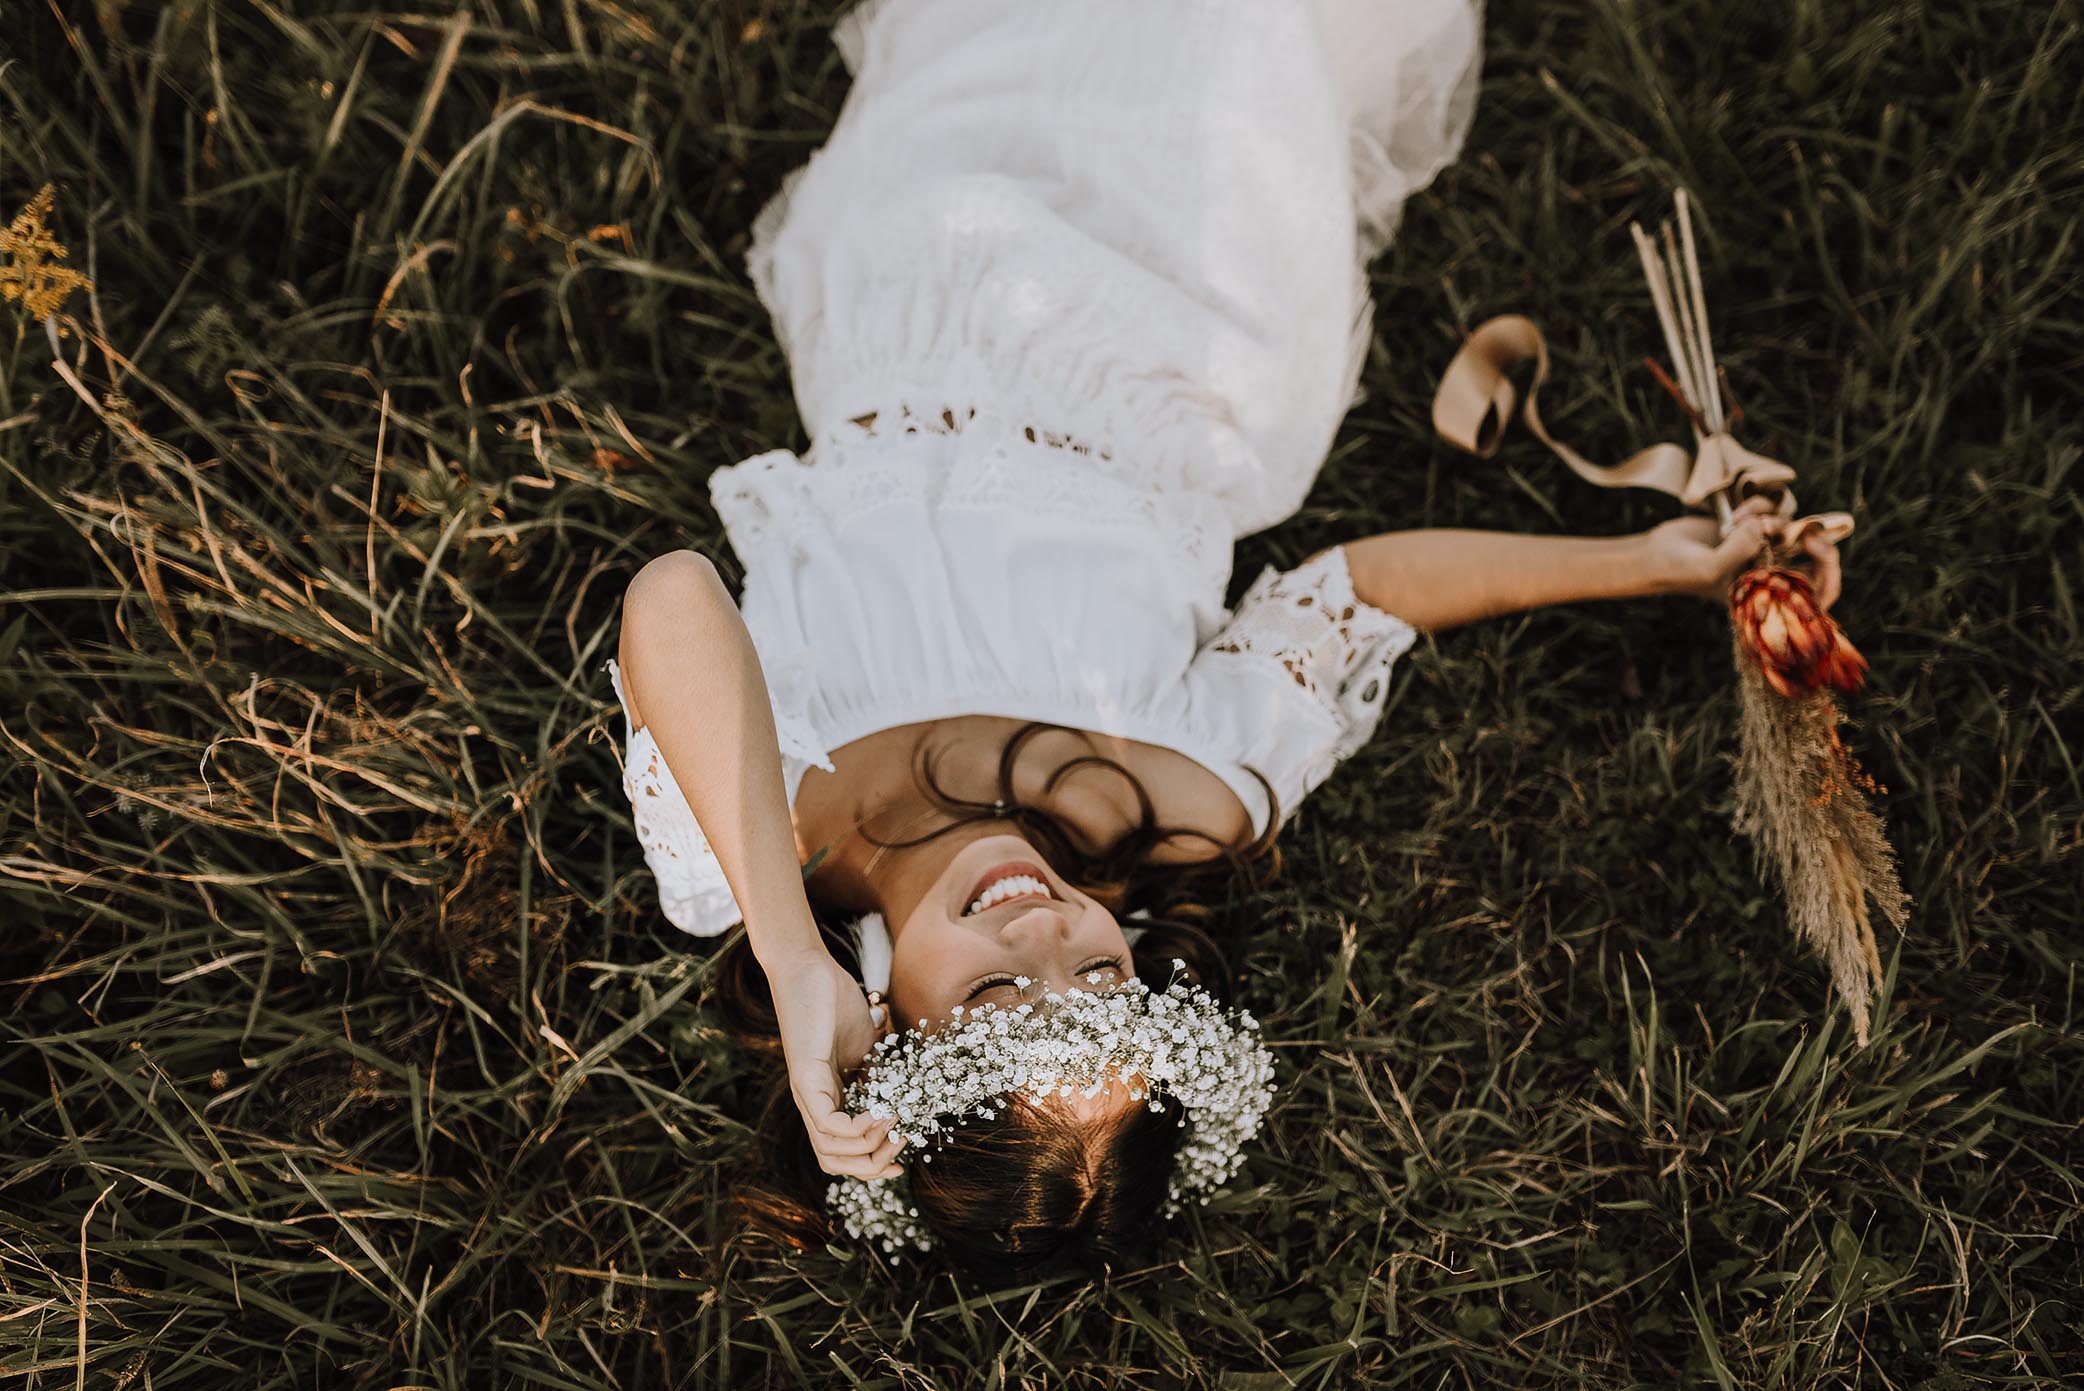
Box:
[0,185,93,320]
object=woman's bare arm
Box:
[1323,498,1802,633]
[617,550,900,1178]
[615,550,823,970]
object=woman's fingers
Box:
[815,1144,904,1180]
[822,1108,887,1140]
[807,1103,886,1148]
[787,1068,894,1159]
[798,1092,872,1136]
[785,1070,904,1180]
[824,1130,904,1180]
[820,1123,902,1175]
[804,1125,886,1158]
[1704,515,1768,595]
[806,1118,892,1157]
[793,1087,899,1176]
[1716,514,1767,566]
[789,1067,885,1141]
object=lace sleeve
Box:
[605,660,746,936]
[1194,546,1418,819]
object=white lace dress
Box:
[610,0,1483,936]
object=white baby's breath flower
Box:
[826,977,1277,1254]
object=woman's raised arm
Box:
[616,550,900,1179]
[617,550,825,966]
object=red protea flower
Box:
[1730,567,1867,698]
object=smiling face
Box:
[884,833,1134,1029]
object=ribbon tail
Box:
[1430,313,1539,458]
[1433,314,1698,502]
[1781,510,1857,552]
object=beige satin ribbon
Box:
[1430,314,1855,553]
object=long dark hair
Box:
[712,720,1283,1279]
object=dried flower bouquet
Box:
[1432,191,1910,1043]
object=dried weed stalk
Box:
[1730,634,1911,1043]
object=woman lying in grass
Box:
[609,0,1843,1277]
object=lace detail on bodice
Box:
[710,405,1234,608]
[844,402,1113,462]
[1196,546,1417,805]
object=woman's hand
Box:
[1644,495,1843,608]
[764,947,903,1179]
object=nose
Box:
[996,902,1067,946]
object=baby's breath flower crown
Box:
[827,967,1276,1255]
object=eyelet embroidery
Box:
[846,403,1115,462]
[1199,547,1416,766]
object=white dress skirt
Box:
[610,0,1484,937]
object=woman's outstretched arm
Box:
[1327,495,1841,632]
[617,550,900,1179]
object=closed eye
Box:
[961,956,1126,1004]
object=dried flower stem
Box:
[1632,192,1739,535]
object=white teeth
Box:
[966,874,1050,916]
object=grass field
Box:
[4,1,2080,1386]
